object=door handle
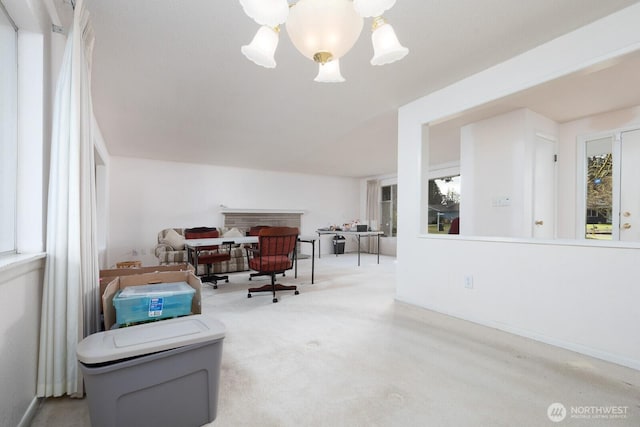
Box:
[535,220,544,226]
[623,223,631,229]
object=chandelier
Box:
[239,0,409,82]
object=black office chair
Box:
[185,227,230,289]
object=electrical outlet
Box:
[464,275,474,289]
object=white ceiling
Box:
[73,0,639,178]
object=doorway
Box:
[533,134,557,239]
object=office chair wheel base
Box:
[225,279,229,283]
[247,293,252,298]
[272,298,278,303]
[249,277,252,281]
[213,284,218,289]
[294,290,299,295]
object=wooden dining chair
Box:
[247,225,273,281]
[246,226,299,303]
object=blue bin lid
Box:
[76,314,225,364]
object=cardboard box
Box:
[102,271,202,330]
[99,263,194,300]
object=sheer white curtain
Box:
[37,0,99,398]
[366,179,380,253]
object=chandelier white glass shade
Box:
[370,17,408,66]
[239,0,289,27]
[315,59,346,83]
[239,0,409,82]
[241,26,279,68]
[286,0,363,64]
[353,0,396,18]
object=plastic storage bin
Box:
[77,314,225,427]
[113,281,195,326]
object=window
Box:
[380,184,397,237]
[584,137,613,239]
[428,175,460,234]
[0,4,17,254]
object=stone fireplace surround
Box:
[222,209,304,233]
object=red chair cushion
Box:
[249,255,292,272]
[185,228,220,251]
[198,253,231,264]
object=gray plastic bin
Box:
[77,314,225,427]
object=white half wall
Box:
[0,258,44,427]
[108,157,361,266]
[396,237,640,370]
[397,4,640,370]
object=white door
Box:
[619,128,640,241]
[581,127,640,241]
[533,135,556,238]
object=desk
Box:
[296,235,317,284]
[316,230,384,266]
[186,235,317,284]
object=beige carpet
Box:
[32,254,640,426]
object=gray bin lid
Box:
[77,314,225,364]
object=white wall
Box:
[108,157,361,266]
[459,109,558,237]
[461,109,527,237]
[396,237,640,369]
[428,123,461,166]
[397,4,640,370]
[0,258,45,427]
[0,0,67,425]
